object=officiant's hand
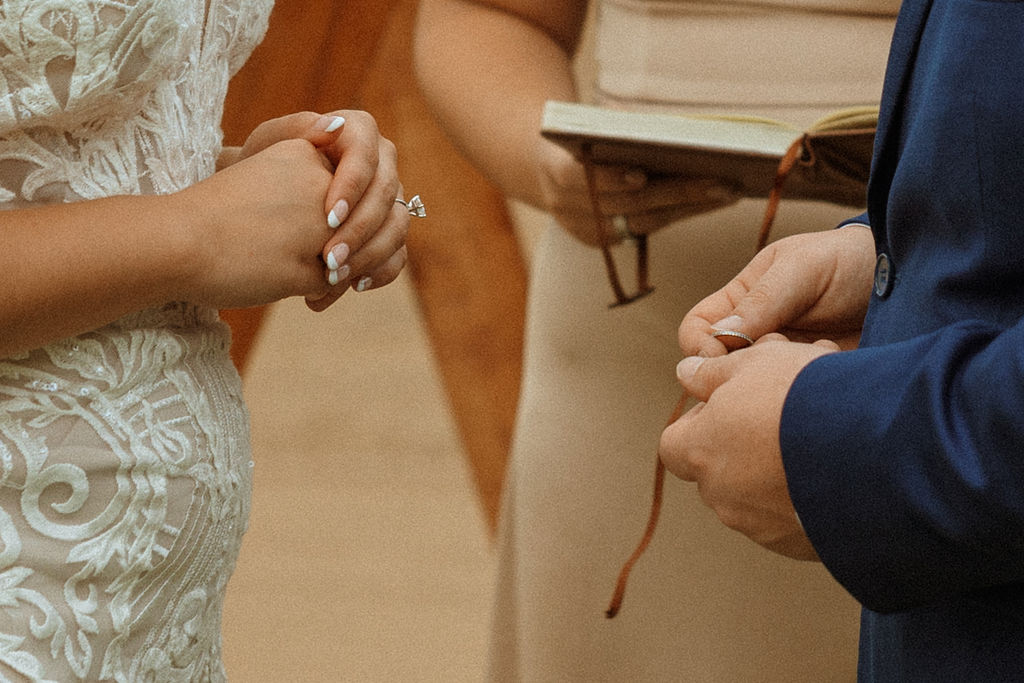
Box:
[230,111,409,309]
[678,225,876,359]
[537,140,740,247]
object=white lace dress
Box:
[0,1,273,679]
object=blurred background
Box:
[221,284,496,681]
[217,0,541,679]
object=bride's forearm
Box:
[2,134,360,357]
[0,193,201,357]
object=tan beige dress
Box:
[488,1,899,680]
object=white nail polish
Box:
[328,270,340,286]
[356,276,372,292]
[325,243,349,272]
[315,114,346,133]
[327,199,349,229]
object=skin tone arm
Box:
[414,0,736,246]
[0,112,408,358]
[658,225,876,560]
[414,0,587,209]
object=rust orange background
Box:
[220,0,525,530]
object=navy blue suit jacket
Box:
[780,0,1024,679]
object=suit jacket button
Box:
[874,252,893,298]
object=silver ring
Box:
[395,194,426,218]
[711,329,756,347]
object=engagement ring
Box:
[396,195,426,218]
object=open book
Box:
[541,101,878,208]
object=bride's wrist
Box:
[143,190,217,305]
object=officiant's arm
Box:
[414,0,584,209]
[414,0,738,245]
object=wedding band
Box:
[395,194,426,218]
[711,329,756,347]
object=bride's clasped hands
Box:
[195,109,411,311]
[0,109,410,357]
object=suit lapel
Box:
[869,0,935,230]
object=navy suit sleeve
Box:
[837,212,870,229]
[781,318,1024,613]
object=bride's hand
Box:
[233,111,410,310]
[535,140,740,247]
[304,110,409,310]
[179,138,340,309]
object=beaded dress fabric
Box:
[0,0,272,679]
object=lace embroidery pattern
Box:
[0,0,272,679]
[0,0,270,204]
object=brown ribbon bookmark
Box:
[605,394,688,618]
[604,138,795,618]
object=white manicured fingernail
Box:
[355,276,372,292]
[326,243,349,271]
[327,266,351,287]
[327,199,349,229]
[325,264,350,286]
[315,115,346,133]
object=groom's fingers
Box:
[659,401,706,482]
